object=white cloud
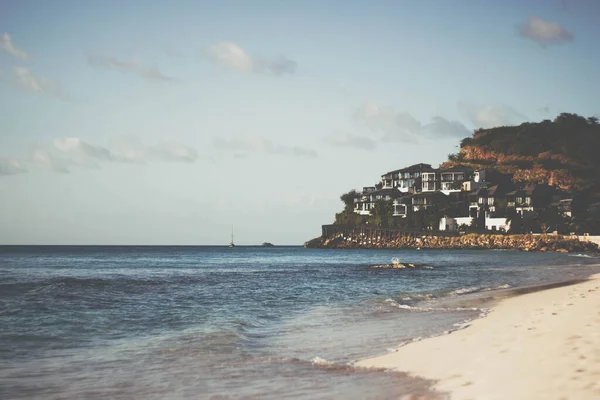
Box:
[204,42,297,76]
[0,158,27,176]
[29,137,200,173]
[457,101,528,128]
[213,135,317,158]
[1,33,28,59]
[424,116,471,138]
[150,143,199,163]
[326,132,377,151]
[354,102,470,142]
[11,67,69,100]
[31,148,71,173]
[87,55,175,82]
[518,16,573,47]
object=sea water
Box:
[1,246,598,399]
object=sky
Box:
[1,0,599,245]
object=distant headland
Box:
[307,113,600,252]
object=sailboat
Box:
[229,225,235,247]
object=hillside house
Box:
[421,170,439,192]
[396,163,434,193]
[354,187,376,215]
[506,184,553,216]
[412,192,447,211]
[392,195,412,217]
[440,166,472,194]
[469,185,502,218]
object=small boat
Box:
[229,225,235,247]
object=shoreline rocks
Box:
[304,233,599,253]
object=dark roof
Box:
[397,163,434,173]
[471,184,500,197]
[440,166,473,173]
[505,183,539,196]
[412,191,448,199]
[368,188,398,196]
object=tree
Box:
[373,200,393,228]
[340,190,358,211]
[507,212,523,234]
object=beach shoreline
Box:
[355,273,600,400]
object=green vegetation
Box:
[332,113,600,235]
[451,113,600,193]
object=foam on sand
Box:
[356,273,600,400]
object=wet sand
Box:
[356,273,600,400]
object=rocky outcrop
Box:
[304,233,599,253]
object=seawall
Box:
[305,229,599,253]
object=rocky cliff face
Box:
[442,115,600,193]
[305,233,599,253]
[444,146,586,192]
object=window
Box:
[414,172,420,178]
[525,197,531,205]
[404,172,410,178]
[487,197,494,205]
[516,197,523,204]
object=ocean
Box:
[1,246,599,399]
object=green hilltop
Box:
[445,113,600,194]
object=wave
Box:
[569,253,595,258]
[383,298,483,313]
[394,284,512,305]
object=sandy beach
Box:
[356,273,600,400]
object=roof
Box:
[505,183,540,196]
[440,166,473,173]
[412,191,448,199]
[471,184,500,197]
[384,163,435,175]
[368,188,398,196]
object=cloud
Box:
[518,16,573,47]
[87,55,175,82]
[457,101,528,128]
[31,148,71,173]
[213,135,317,158]
[0,158,27,176]
[353,102,470,142]
[1,33,28,59]
[326,132,377,151]
[30,137,199,173]
[204,42,297,76]
[424,116,471,138]
[10,67,69,100]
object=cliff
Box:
[443,113,600,193]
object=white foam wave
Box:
[569,253,594,258]
[449,286,481,296]
[386,298,482,313]
[311,356,334,366]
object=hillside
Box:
[442,113,600,194]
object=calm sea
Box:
[1,246,599,399]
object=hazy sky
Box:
[1,0,599,245]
